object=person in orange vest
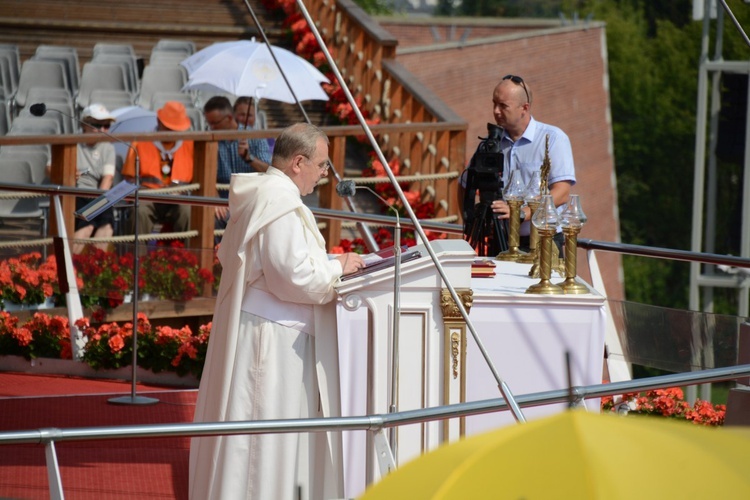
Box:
[121,101,194,237]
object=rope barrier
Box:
[73,230,200,243]
[343,171,459,184]
[0,238,53,249]
[340,214,458,229]
[148,183,201,195]
[0,191,48,200]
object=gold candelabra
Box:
[496,168,527,262]
[526,227,563,294]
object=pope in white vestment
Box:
[189,124,364,500]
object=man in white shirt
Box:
[460,75,576,254]
[189,123,364,500]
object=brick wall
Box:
[383,21,624,300]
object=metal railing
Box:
[1,364,749,499]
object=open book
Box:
[75,180,138,222]
[341,245,422,281]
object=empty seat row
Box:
[1,40,198,117]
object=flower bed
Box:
[1,310,210,381]
[0,243,216,319]
[602,387,726,426]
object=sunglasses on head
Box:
[503,74,530,104]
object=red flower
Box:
[108,334,125,353]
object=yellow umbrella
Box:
[360,410,750,499]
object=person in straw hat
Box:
[70,103,118,253]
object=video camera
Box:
[469,123,505,204]
[462,123,509,255]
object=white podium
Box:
[335,240,606,498]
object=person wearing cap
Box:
[72,103,117,253]
[121,101,194,237]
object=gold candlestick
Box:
[517,199,540,264]
[496,168,527,262]
[496,198,525,261]
[526,227,563,294]
[558,194,589,294]
[559,227,589,294]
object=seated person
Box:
[121,101,193,236]
[203,96,271,233]
[233,95,273,158]
[72,104,117,253]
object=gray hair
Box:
[272,123,329,166]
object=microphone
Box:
[29,103,48,117]
[336,179,400,223]
[32,102,155,405]
[335,179,357,198]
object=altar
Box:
[335,240,607,498]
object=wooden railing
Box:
[308,0,467,219]
[0,121,464,266]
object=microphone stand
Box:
[390,208,401,455]
[348,184,402,455]
[109,151,158,406]
[31,103,158,406]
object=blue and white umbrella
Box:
[108,105,157,167]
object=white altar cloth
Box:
[336,259,606,498]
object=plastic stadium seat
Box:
[14,59,69,109]
[93,43,135,57]
[34,45,80,94]
[137,65,187,110]
[0,54,17,97]
[0,44,20,94]
[77,62,130,109]
[184,106,206,132]
[0,157,46,237]
[89,89,136,113]
[153,39,196,56]
[0,101,9,135]
[150,91,194,111]
[91,52,139,94]
[148,51,189,67]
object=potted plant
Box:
[0,253,58,310]
[140,241,214,302]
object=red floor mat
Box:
[0,372,197,499]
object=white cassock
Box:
[189,167,345,500]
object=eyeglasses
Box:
[503,74,530,104]
[84,122,110,130]
[206,114,230,129]
[302,156,332,173]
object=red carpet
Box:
[0,372,197,499]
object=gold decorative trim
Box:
[440,288,473,320]
[441,288,472,442]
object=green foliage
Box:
[452,1,748,310]
[351,0,395,15]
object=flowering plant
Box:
[75,314,211,379]
[0,253,58,307]
[73,246,133,311]
[602,387,726,426]
[140,241,215,302]
[0,311,71,360]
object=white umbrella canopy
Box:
[181,40,329,104]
